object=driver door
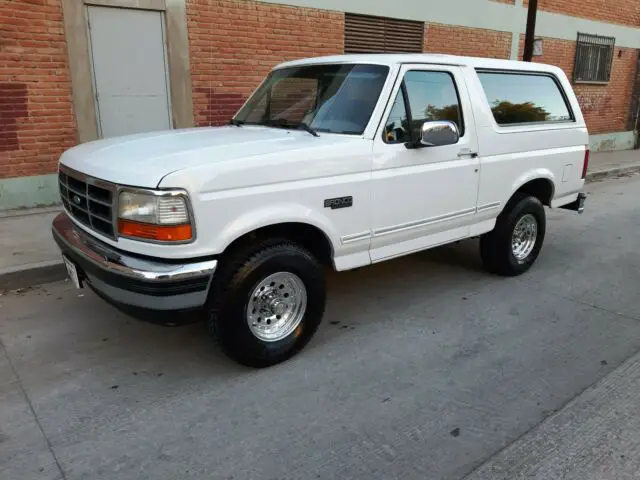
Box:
[369,64,480,262]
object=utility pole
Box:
[523,0,538,62]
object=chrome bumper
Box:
[51,212,217,311]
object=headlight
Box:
[118,190,193,242]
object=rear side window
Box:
[477,71,573,126]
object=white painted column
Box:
[510,0,524,60]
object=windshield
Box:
[234,63,390,135]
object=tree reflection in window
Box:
[384,70,463,144]
[478,71,572,125]
[424,104,461,124]
[490,101,550,124]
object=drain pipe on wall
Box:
[635,53,640,149]
[634,102,639,149]
[523,0,538,62]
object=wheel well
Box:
[515,178,554,206]
[223,223,334,267]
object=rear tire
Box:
[207,239,326,368]
[480,193,546,276]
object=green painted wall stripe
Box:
[0,174,60,212]
[589,131,637,152]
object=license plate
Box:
[62,256,82,289]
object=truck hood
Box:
[59,126,357,188]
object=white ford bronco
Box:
[52,54,588,367]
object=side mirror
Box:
[419,121,460,147]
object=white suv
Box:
[52,54,588,367]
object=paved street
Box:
[3,174,640,480]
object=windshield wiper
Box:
[297,121,319,137]
[229,118,244,127]
[261,118,319,137]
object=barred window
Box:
[574,33,615,84]
[344,13,424,54]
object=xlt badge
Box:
[324,196,353,210]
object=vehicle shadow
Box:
[24,239,495,384]
[309,238,500,348]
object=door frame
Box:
[85,4,174,138]
[368,63,481,261]
[61,0,194,142]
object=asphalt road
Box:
[3,174,640,480]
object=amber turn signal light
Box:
[118,220,193,242]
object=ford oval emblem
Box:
[73,195,82,205]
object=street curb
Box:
[586,164,640,182]
[0,206,61,219]
[0,260,66,291]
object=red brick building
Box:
[1,0,638,210]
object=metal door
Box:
[369,64,480,262]
[87,6,172,138]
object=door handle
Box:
[458,149,478,158]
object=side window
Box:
[384,91,410,143]
[477,71,573,125]
[384,70,464,144]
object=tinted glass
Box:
[405,71,463,130]
[384,92,410,143]
[477,72,573,125]
[384,71,463,144]
[235,64,389,135]
[244,77,317,124]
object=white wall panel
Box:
[87,5,172,138]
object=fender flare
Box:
[215,202,340,255]
[508,168,556,205]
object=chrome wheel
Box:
[511,213,538,262]
[246,272,307,342]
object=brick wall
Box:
[0,0,75,180]
[187,0,344,127]
[523,0,640,27]
[519,36,638,134]
[424,23,512,59]
[0,0,637,189]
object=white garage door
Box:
[87,6,172,139]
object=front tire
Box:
[480,193,546,276]
[207,239,326,368]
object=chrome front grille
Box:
[58,167,117,239]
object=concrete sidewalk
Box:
[0,206,65,290]
[586,149,640,181]
[0,149,638,290]
[465,350,640,480]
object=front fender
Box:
[214,202,341,255]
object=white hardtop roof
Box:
[274,53,562,74]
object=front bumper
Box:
[51,212,217,311]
